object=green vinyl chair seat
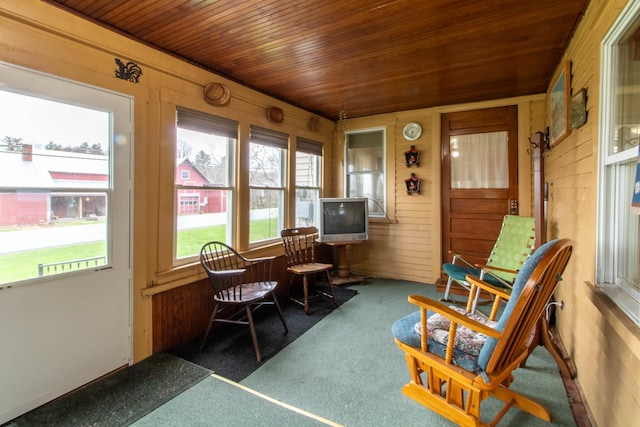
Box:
[441,215,536,310]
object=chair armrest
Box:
[447,252,481,269]
[239,254,276,263]
[476,264,518,275]
[465,274,511,300]
[475,266,514,289]
[465,273,512,320]
[407,294,501,363]
[209,268,246,277]
[407,294,501,338]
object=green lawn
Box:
[176,217,279,257]
[0,218,280,284]
[0,241,106,283]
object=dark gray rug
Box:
[171,284,358,382]
[7,353,211,427]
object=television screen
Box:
[318,198,368,242]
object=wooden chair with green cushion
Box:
[441,215,536,311]
[392,239,573,426]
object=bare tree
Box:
[177,139,192,159]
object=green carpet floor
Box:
[135,279,576,426]
[171,284,358,382]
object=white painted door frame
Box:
[0,63,133,424]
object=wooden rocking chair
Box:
[392,239,573,426]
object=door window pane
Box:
[450,131,509,189]
[0,90,109,285]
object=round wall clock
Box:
[403,122,422,141]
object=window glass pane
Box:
[176,128,231,186]
[295,150,320,227]
[296,151,320,187]
[250,188,283,242]
[598,2,640,326]
[450,132,508,189]
[613,23,640,155]
[609,22,640,295]
[613,160,640,293]
[176,115,234,259]
[296,188,318,227]
[249,140,285,244]
[346,144,383,172]
[0,90,109,284]
[250,143,284,187]
[347,173,384,215]
[346,130,385,216]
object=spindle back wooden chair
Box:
[281,227,337,314]
[199,241,288,362]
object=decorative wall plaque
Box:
[204,82,231,106]
[114,58,142,83]
[570,88,587,129]
[405,173,420,194]
[405,145,420,166]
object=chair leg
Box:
[325,271,337,306]
[245,305,261,362]
[200,302,220,352]
[272,292,288,332]
[303,274,310,314]
[441,276,455,302]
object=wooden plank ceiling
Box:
[45,0,590,120]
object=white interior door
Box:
[0,63,132,423]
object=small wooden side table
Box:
[323,240,367,285]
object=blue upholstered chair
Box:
[392,239,573,426]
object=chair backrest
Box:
[281,227,318,267]
[200,241,273,301]
[477,239,573,375]
[485,215,536,283]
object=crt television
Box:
[318,197,369,242]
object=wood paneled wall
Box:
[152,249,332,352]
[542,0,640,425]
[334,97,538,285]
[4,3,638,425]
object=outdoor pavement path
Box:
[0,211,264,254]
[0,223,106,254]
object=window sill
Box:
[585,281,640,359]
[143,241,285,297]
[369,216,398,225]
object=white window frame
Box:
[597,0,640,326]
[295,137,323,227]
[248,126,288,246]
[344,127,387,217]
[175,107,236,263]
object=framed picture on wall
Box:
[549,61,571,146]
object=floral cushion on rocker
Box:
[414,306,497,357]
